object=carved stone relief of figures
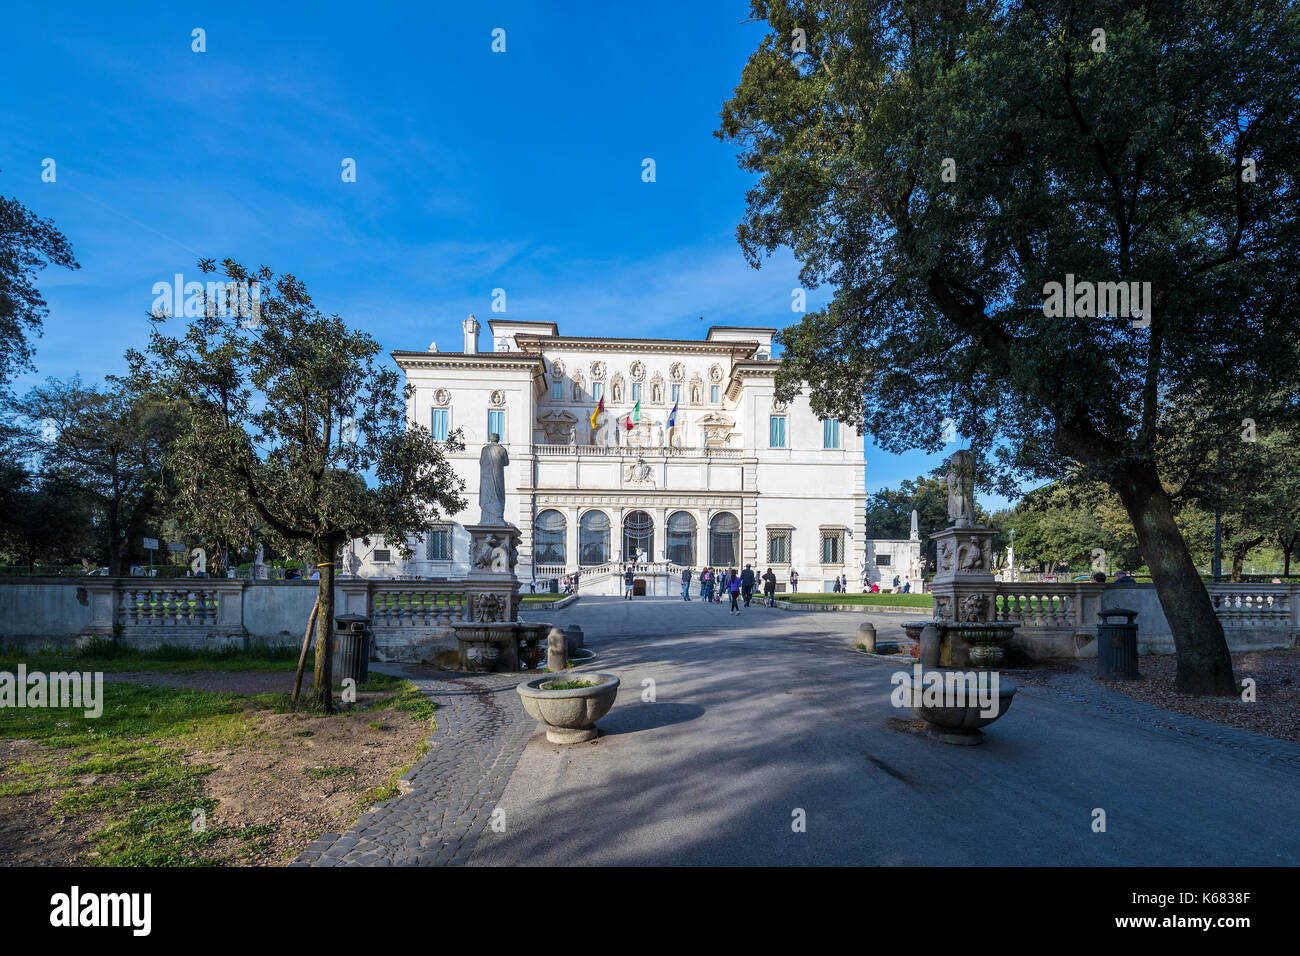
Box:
[471,592,506,623]
[669,362,685,382]
[709,363,723,383]
[589,360,606,380]
[935,596,953,623]
[938,537,956,572]
[957,537,985,571]
[959,593,988,623]
[537,410,579,444]
[549,358,565,378]
[698,412,735,448]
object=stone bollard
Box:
[547,626,568,673]
[857,621,876,652]
[919,624,941,669]
[565,624,584,654]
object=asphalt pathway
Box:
[463,595,1299,866]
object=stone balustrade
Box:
[986,580,1299,658]
[532,444,741,458]
[0,575,519,663]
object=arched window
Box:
[666,511,697,566]
[622,510,654,562]
[579,510,611,566]
[709,512,740,567]
[534,510,566,566]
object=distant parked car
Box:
[86,567,109,575]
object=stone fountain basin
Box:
[900,671,1017,745]
[517,672,620,744]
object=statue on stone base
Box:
[947,449,976,528]
[479,434,509,525]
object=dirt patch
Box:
[0,738,108,866]
[1096,648,1300,743]
[0,680,435,866]
[177,706,432,865]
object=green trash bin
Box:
[332,613,371,684]
[1096,608,1140,680]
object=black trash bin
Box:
[1096,608,1140,680]
[333,613,371,684]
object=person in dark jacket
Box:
[624,566,635,599]
[740,564,756,606]
[728,569,741,615]
[762,567,777,607]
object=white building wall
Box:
[349,323,904,588]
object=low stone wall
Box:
[0,576,515,665]
[1001,583,1298,659]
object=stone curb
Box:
[774,600,931,615]
[524,593,580,611]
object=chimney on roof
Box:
[462,315,480,354]
[428,340,438,352]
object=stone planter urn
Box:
[900,669,1016,745]
[517,673,620,743]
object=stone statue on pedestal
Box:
[946,449,976,528]
[479,434,509,525]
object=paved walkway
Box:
[293,671,534,866]
[296,595,1300,866]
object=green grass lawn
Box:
[0,672,435,865]
[780,592,934,607]
[520,593,570,603]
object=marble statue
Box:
[947,449,976,528]
[479,434,509,525]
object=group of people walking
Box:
[674,565,778,615]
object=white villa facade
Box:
[349,317,921,593]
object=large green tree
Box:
[0,195,79,387]
[128,259,465,711]
[719,1,1300,694]
[14,377,180,574]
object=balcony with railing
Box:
[532,444,742,458]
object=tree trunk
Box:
[291,599,319,708]
[311,551,337,712]
[1231,537,1264,582]
[1111,460,1236,695]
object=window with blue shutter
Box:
[431,408,449,441]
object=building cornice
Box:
[725,360,782,400]
[514,334,761,357]
[391,351,547,395]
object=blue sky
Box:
[0,0,972,499]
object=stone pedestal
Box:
[929,526,999,667]
[465,524,521,579]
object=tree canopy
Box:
[0,195,79,387]
[718,0,1300,693]
[127,259,466,709]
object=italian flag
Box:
[625,398,640,431]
